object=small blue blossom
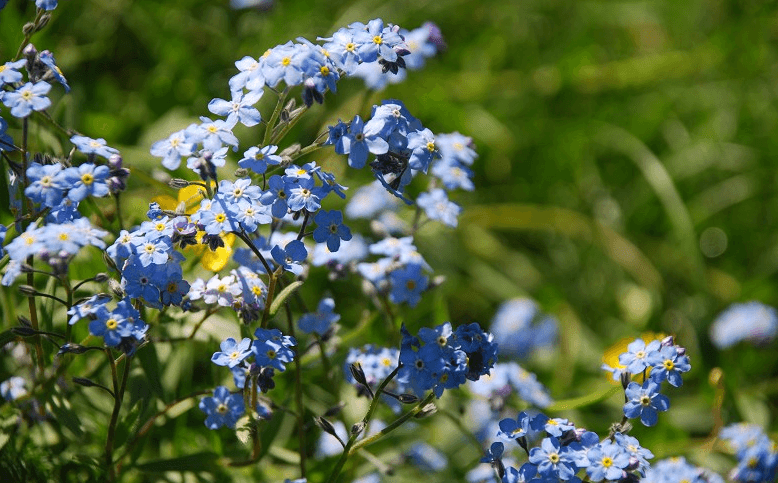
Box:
[389,263,428,307]
[623,380,670,427]
[271,239,307,275]
[2,81,52,118]
[238,145,282,174]
[528,437,577,480]
[586,440,630,481]
[312,209,352,252]
[710,301,778,349]
[1,376,28,401]
[199,386,245,429]
[211,337,254,368]
[208,89,263,127]
[416,188,461,227]
[0,59,27,86]
[618,338,662,375]
[38,50,70,92]
[253,328,296,372]
[298,297,340,335]
[649,345,691,387]
[61,163,111,201]
[70,135,119,159]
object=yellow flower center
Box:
[216,403,228,414]
[281,57,291,66]
[426,141,436,152]
[320,66,330,76]
[663,359,674,370]
[81,173,94,185]
[372,35,382,44]
[106,318,118,330]
[345,42,356,52]
[215,213,226,223]
[601,457,613,468]
[640,395,651,406]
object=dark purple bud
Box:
[108,153,123,170]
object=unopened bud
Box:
[93,273,110,283]
[108,278,125,298]
[18,285,37,297]
[12,326,37,337]
[414,402,437,419]
[169,178,191,189]
[397,393,419,404]
[351,421,366,436]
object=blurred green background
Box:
[2,0,778,480]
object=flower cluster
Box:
[398,321,498,397]
[206,328,296,403]
[106,215,191,310]
[68,296,149,355]
[2,217,108,285]
[600,336,690,427]
[642,457,724,483]
[490,298,558,360]
[719,423,778,483]
[483,414,655,483]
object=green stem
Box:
[349,392,435,455]
[106,352,131,482]
[325,366,402,483]
[285,303,306,477]
[15,9,46,60]
[263,87,289,147]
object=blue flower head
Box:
[623,380,670,427]
[710,301,778,349]
[199,386,245,429]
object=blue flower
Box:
[497,412,532,441]
[286,178,323,212]
[389,263,428,307]
[253,328,296,372]
[271,239,307,275]
[211,337,254,368]
[1,376,28,401]
[89,306,132,347]
[416,188,461,227]
[39,50,70,92]
[61,163,111,201]
[208,89,263,127]
[618,338,661,375]
[0,59,27,86]
[298,297,340,335]
[238,145,282,174]
[710,301,778,349]
[649,345,691,387]
[199,386,245,429]
[2,81,51,118]
[490,298,557,360]
[528,437,577,480]
[35,0,58,10]
[25,161,65,207]
[586,440,630,481]
[70,135,119,159]
[623,380,670,427]
[312,209,352,252]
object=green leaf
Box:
[113,400,143,451]
[136,344,165,399]
[0,330,17,348]
[135,452,220,473]
[268,280,304,319]
[544,385,621,412]
[48,394,84,438]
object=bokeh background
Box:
[2,0,777,481]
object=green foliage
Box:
[2,0,778,481]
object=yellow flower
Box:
[151,183,234,272]
[602,332,665,384]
